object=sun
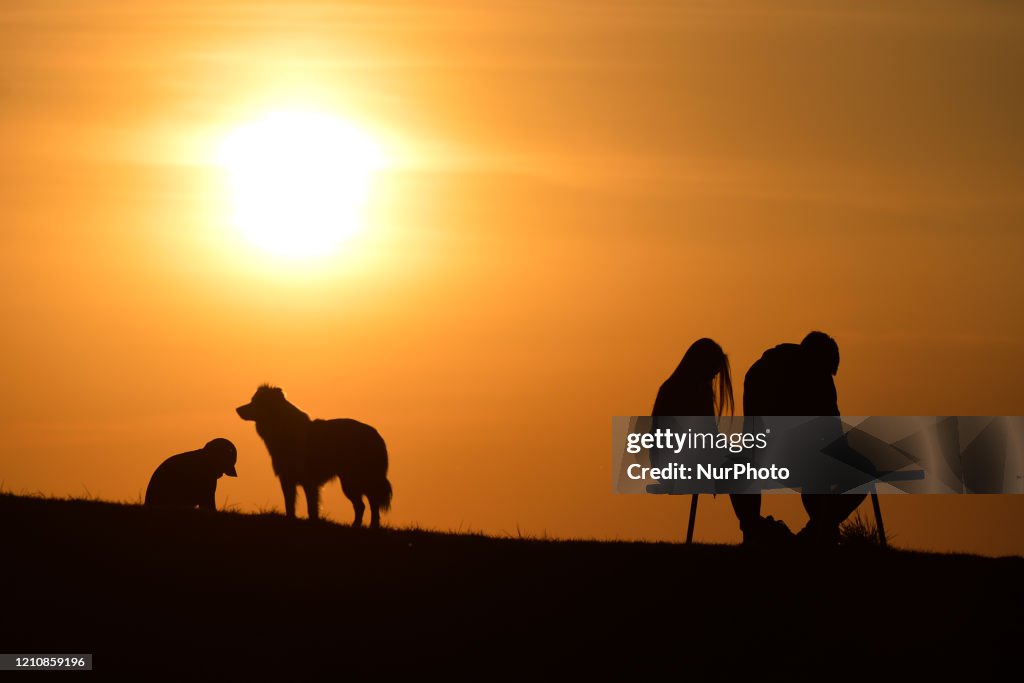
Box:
[217,110,383,258]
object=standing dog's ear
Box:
[252,384,286,404]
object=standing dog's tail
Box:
[373,433,392,512]
[376,478,393,512]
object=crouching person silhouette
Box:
[730,331,866,547]
[145,438,238,511]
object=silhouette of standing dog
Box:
[236,385,392,527]
[145,438,237,510]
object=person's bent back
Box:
[730,331,854,546]
[145,438,238,511]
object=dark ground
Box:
[1,493,1020,677]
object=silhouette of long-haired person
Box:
[650,338,734,494]
[145,438,238,511]
[730,331,866,546]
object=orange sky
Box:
[1,1,1022,555]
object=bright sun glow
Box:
[217,111,383,258]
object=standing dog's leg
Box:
[369,502,380,529]
[351,498,365,527]
[341,481,365,527]
[280,479,297,518]
[303,483,320,521]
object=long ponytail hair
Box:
[666,338,734,417]
[712,351,734,418]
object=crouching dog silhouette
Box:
[145,438,237,511]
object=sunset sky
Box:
[2,1,1022,556]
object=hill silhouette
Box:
[2,493,1019,676]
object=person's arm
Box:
[199,482,217,511]
[828,378,840,418]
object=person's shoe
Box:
[797,519,841,549]
[741,515,794,547]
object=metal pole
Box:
[686,494,699,544]
[870,491,887,548]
